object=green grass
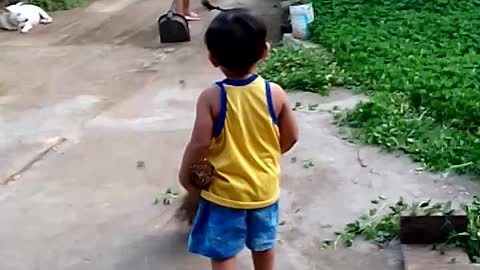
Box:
[330,197,480,263]
[262,0,480,175]
[259,46,352,95]
[30,0,86,11]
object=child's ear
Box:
[261,42,270,60]
[208,52,219,68]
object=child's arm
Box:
[178,88,216,192]
[271,83,298,154]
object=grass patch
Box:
[258,46,351,95]
[30,0,86,11]
[301,0,480,175]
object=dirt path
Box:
[0,0,479,269]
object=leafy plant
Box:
[29,0,86,11]
[330,197,454,249]
[258,46,351,95]
[447,198,480,262]
[306,0,480,175]
[330,197,480,263]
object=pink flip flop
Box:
[185,12,200,21]
[185,15,200,21]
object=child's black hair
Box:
[205,8,267,76]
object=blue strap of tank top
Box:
[213,82,227,137]
[212,78,278,138]
[265,79,279,125]
[223,74,258,86]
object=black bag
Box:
[158,0,190,43]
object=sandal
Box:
[185,11,200,21]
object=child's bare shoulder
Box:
[267,81,288,112]
[269,82,288,99]
[203,85,220,97]
[197,85,221,117]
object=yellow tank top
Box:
[201,74,281,209]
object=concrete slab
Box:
[0,0,217,181]
[402,245,470,270]
[2,84,478,269]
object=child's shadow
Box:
[116,225,208,270]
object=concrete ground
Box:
[0,0,479,269]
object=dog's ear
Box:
[2,7,10,14]
[16,1,24,5]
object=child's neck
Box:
[222,67,256,80]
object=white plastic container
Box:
[289,3,315,40]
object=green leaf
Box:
[420,199,432,208]
[442,201,453,215]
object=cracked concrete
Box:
[0,0,479,269]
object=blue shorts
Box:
[187,199,279,260]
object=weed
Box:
[447,198,480,262]
[330,197,453,248]
[331,197,480,263]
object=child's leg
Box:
[245,202,279,270]
[188,199,247,269]
[212,257,236,270]
[252,249,275,270]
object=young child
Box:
[178,8,298,270]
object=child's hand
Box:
[179,171,196,193]
[190,159,214,189]
[185,184,199,193]
[180,159,214,193]
[178,87,216,193]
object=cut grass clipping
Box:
[259,0,480,175]
[153,188,179,206]
[258,47,352,96]
[327,197,480,263]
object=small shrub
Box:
[258,46,351,95]
[30,0,86,11]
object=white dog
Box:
[0,2,52,33]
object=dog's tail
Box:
[201,0,225,11]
